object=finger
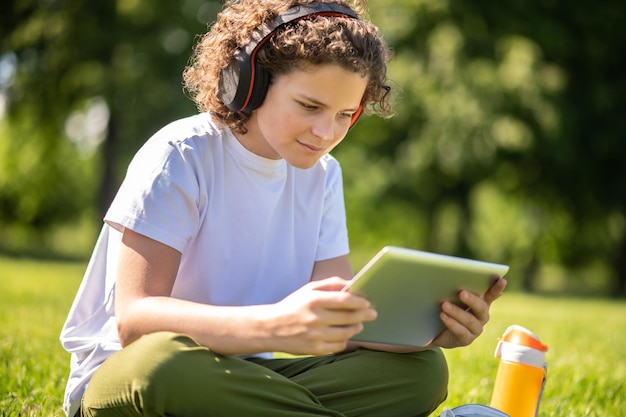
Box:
[310,340,351,355]
[323,307,378,326]
[459,290,490,324]
[305,325,363,355]
[483,277,507,306]
[442,300,483,337]
[327,323,365,340]
[439,309,476,346]
[314,290,373,312]
[307,277,351,291]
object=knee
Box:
[128,331,199,353]
[403,348,449,413]
[374,348,449,415]
[346,348,448,416]
[120,331,207,381]
[82,332,207,414]
[410,348,448,390]
[88,332,203,390]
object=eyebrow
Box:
[297,94,361,112]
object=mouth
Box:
[297,140,326,154]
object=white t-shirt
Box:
[59,112,350,416]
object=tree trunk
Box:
[99,114,118,217]
[613,232,626,298]
[522,253,539,292]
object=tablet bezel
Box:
[344,246,509,347]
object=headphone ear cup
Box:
[243,62,272,112]
[218,53,270,112]
[218,53,251,111]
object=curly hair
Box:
[183,0,392,134]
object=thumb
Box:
[308,276,351,292]
[483,278,507,306]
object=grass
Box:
[433,294,625,416]
[0,256,84,416]
[1,255,624,416]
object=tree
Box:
[1,0,217,238]
[337,0,626,295]
[2,1,625,295]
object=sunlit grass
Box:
[1,256,624,416]
[0,257,83,416]
[435,293,626,416]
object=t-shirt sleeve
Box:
[104,137,201,253]
[315,157,350,261]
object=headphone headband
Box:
[218,2,361,121]
[250,3,358,50]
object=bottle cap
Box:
[499,325,548,352]
[494,325,548,368]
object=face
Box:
[236,63,368,169]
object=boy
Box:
[60,1,506,416]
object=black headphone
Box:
[218,2,363,127]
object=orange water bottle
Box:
[490,325,548,417]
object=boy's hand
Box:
[431,278,507,349]
[269,277,377,356]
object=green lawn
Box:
[1,256,624,416]
[0,256,84,416]
[433,293,625,416]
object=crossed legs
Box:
[80,332,448,417]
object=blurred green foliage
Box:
[1,0,625,295]
[340,0,626,295]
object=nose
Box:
[311,115,335,142]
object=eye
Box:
[338,111,354,119]
[298,101,319,111]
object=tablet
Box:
[344,246,509,347]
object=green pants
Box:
[80,332,448,417]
